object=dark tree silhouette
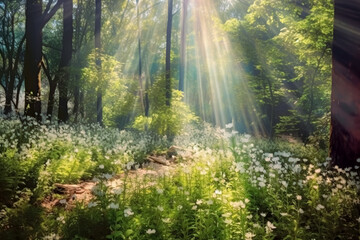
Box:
[95,0,103,125]
[330,0,360,168]
[24,0,63,120]
[24,0,43,120]
[57,0,73,122]
[179,0,188,92]
[165,0,173,107]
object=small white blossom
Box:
[124,208,134,217]
[222,212,231,218]
[315,204,325,211]
[265,221,276,234]
[215,189,222,195]
[108,203,119,209]
[245,232,256,240]
[146,229,156,234]
[224,219,232,224]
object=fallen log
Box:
[147,155,170,165]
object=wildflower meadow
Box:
[0,118,359,240]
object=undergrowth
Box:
[0,118,359,239]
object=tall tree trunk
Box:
[4,35,25,115]
[330,0,360,168]
[165,0,173,107]
[15,73,24,112]
[73,81,80,122]
[24,0,43,121]
[47,80,57,119]
[95,0,103,125]
[136,0,145,114]
[58,0,73,123]
[179,0,188,92]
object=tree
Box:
[330,0,360,168]
[57,0,73,122]
[72,0,95,121]
[0,1,25,115]
[165,0,173,107]
[24,0,63,120]
[136,0,145,115]
[95,0,102,125]
[179,0,188,92]
[24,0,43,120]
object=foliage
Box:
[1,120,359,239]
[82,51,137,126]
[223,0,333,140]
[133,76,198,139]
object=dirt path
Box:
[41,147,191,211]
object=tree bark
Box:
[95,0,103,125]
[24,0,43,121]
[4,35,25,115]
[330,0,360,168]
[47,80,57,119]
[165,0,173,107]
[136,0,145,115]
[58,0,73,123]
[179,0,188,92]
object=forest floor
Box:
[1,120,359,240]
[41,147,189,211]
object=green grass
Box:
[0,119,359,239]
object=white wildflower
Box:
[124,208,134,217]
[265,221,276,234]
[108,203,119,209]
[215,189,222,195]
[315,204,325,211]
[222,212,231,218]
[245,232,256,240]
[146,229,156,234]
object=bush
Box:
[133,76,198,139]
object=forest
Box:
[0,0,359,239]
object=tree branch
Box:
[41,53,55,84]
[43,0,55,18]
[42,0,64,28]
